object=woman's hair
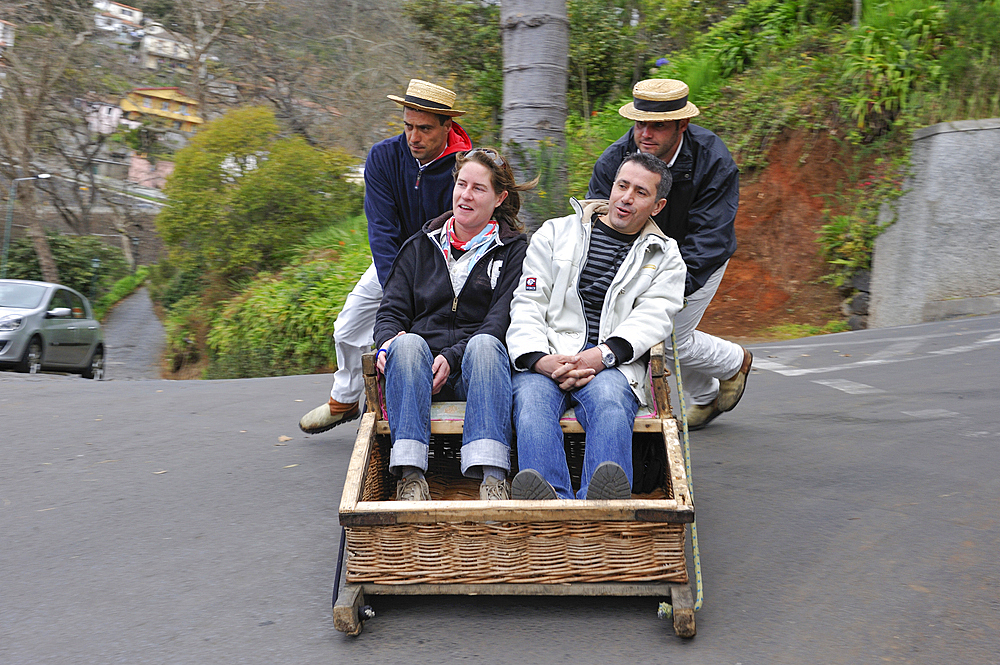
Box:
[453,148,538,233]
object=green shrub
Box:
[157,106,363,280]
[205,217,372,379]
[4,233,131,300]
[147,259,204,309]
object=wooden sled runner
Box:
[333,342,697,638]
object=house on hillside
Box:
[93,1,143,33]
[140,22,194,71]
[119,87,204,133]
[75,94,124,134]
[128,155,174,189]
[0,21,12,100]
[0,19,15,51]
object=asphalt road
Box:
[100,287,166,380]
[1,314,998,664]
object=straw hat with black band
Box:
[619,79,700,122]
[387,79,466,117]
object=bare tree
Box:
[0,0,99,282]
[163,0,269,111]
[217,0,432,154]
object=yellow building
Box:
[119,87,204,133]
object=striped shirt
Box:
[579,217,639,347]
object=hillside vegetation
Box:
[151,0,1000,378]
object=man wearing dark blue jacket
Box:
[587,78,752,430]
[300,79,472,434]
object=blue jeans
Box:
[385,333,512,478]
[513,368,639,499]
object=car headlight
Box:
[0,315,24,331]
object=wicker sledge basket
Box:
[334,342,697,637]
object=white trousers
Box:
[665,261,745,406]
[329,262,382,404]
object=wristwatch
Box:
[598,343,616,369]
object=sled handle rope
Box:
[658,329,704,620]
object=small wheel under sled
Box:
[669,585,697,638]
[333,585,373,636]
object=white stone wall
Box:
[870,119,1000,327]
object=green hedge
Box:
[4,233,131,301]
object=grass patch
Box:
[760,320,851,340]
[93,266,150,320]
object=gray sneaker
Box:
[395,476,430,501]
[479,476,510,501]
[586,461,632,500]
[510,469,557,500]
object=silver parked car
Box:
[0,279,105,379]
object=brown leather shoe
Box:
[717,348,753,413]
[298,397,360,434]
[685,399,723,431]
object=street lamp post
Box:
[2,173,52,279]
[90,256,101,298]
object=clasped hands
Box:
[376,332,451,395]
[533,346,605,391]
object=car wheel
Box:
[82,345,105,380]
[16,336,43,374]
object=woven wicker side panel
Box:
[346,521,688,585]
[361,434,393,502]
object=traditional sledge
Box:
[333,341,698,637]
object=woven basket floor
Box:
[360,431,673,502]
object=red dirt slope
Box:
[700,129,848,340]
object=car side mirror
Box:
[46,307,72,318]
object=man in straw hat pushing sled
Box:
[588,78,753,431]
[300,79,472,434]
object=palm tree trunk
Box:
[501,0,569,230]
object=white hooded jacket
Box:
[507,198,687,406]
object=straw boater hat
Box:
[619,79,700,122]
[387,79,466,117]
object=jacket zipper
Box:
[440,235,506,339]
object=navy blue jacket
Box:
[587,124,739,296]
[365,124,473,285]
[374,212,528,378]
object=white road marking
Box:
[902,409,959,418]
[811,379,886,394]
[753,331,1000,376]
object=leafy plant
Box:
[840,3,948,137]
[817,152,909,286]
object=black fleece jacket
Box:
[374,212,528,377]
[587,123,739,296]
